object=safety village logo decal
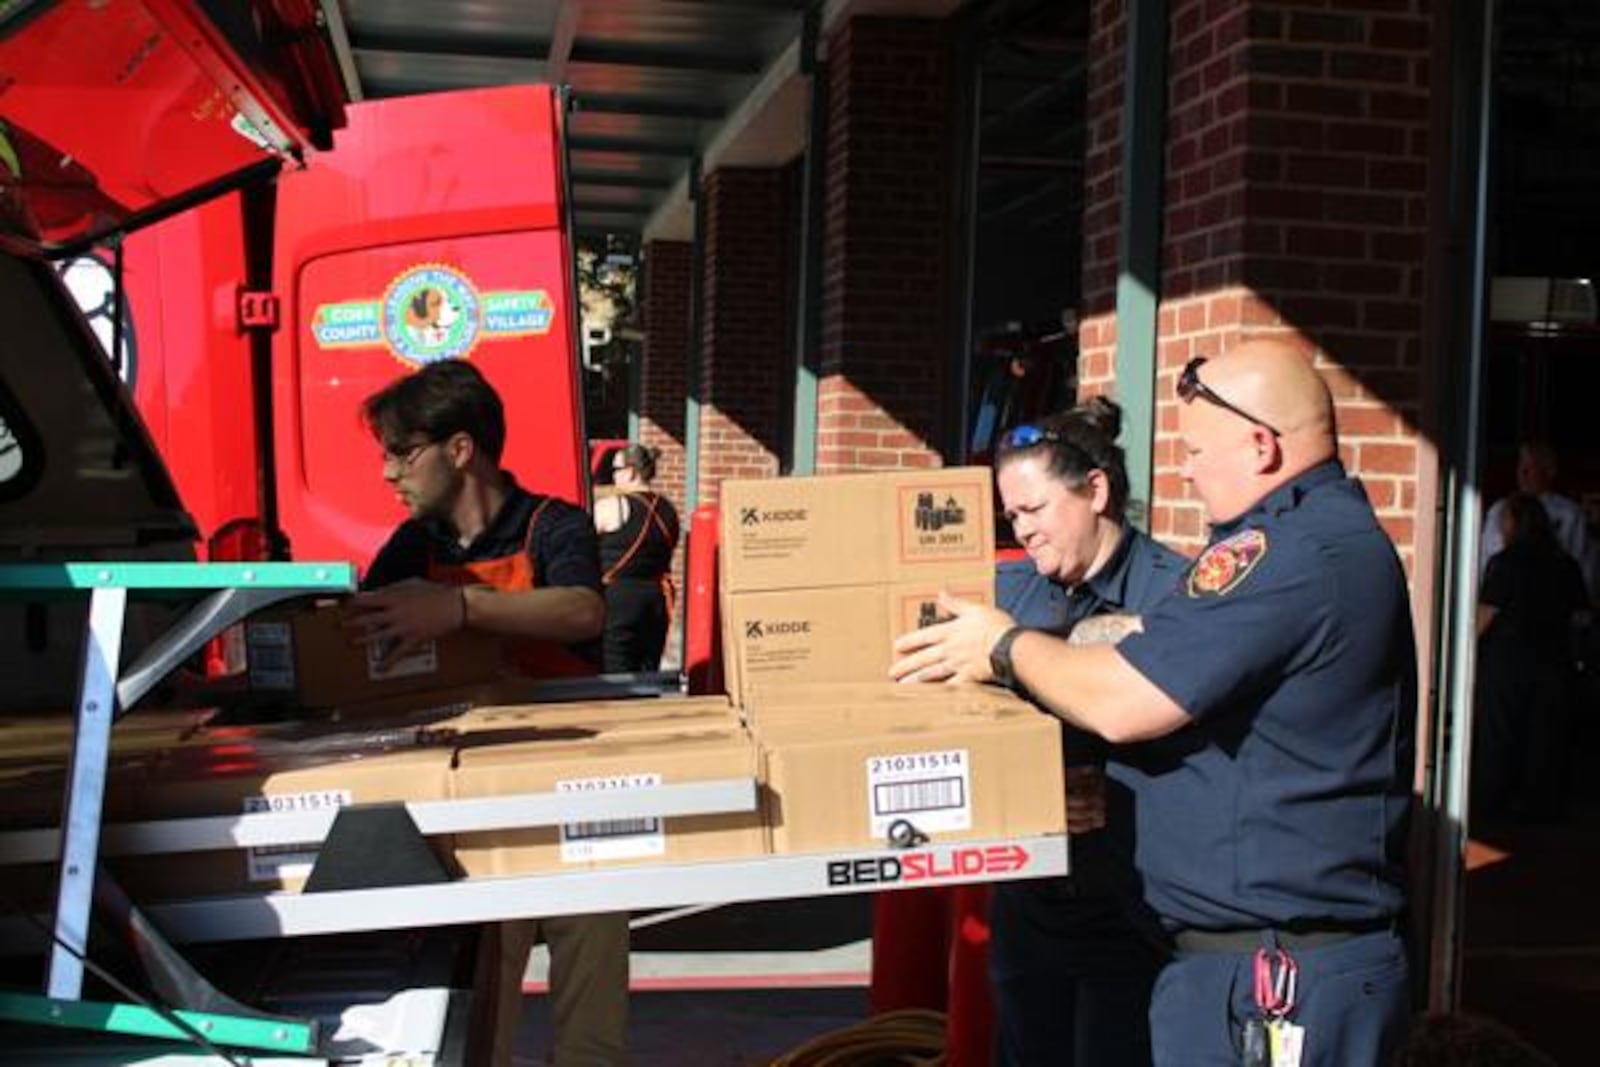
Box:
[309,264,557,366]
[1185,528,1268,597]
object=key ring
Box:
[1252,947,1298,1019]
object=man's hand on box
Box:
[346,579,468,668]
[889,591,1016,685]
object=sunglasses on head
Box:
[1176,357,1282,438]
[999,424,1064,451]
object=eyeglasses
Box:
[998,424,1065,452]
[1176,357,1282,438]
[381,439,438,469]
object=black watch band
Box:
[989,625,1026,690]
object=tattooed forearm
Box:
[1066,613,1143,646]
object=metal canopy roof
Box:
[324,0,818,235]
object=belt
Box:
[1173,917,1395,954]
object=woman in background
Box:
[1474,491,1588,821]
[594,443,681,673]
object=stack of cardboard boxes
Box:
[718,469,1066,855]
[717,469,997,700]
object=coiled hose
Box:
[767,1008,947,1067]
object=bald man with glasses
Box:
[894,340,1417,1066]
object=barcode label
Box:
[866,748,972,838]
[366,638,438,681]
[246,622,295,690]
[874,777,966,815]
[556,774,666,862]
[243,789,352,882]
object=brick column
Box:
[1082,0,1433,568]
[816,16,954,473]
[696,166,793,505]
[1076,0,1128,401]
[639,239,692,510]
[637,239,693,630]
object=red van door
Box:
[271,85,586,571]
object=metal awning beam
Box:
[352,32,545,61]
[572,172,676,189]
[568,135,698,158]
[546,0,582,83]
[577,94,729,120]
[569,42,766,74]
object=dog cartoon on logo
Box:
[404,286,461,349]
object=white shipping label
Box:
[866,749,972,838]
[366,638,438,681]
[557,773,666,863]
[244,789,352,882]
[246,622,296,690]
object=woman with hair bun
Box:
[594,443,681,672]
[985,396,1184,1067]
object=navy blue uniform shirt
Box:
[364,479,602,665]
[1116,460,1416,931]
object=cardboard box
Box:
[109,744,458,898]
[720,469,995,594]
[246,599,506,709]
[721,577,995,700]
[758,712,1065,854]
[452,728,765,876]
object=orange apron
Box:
[601,491,680,627]
[426,497,598,678]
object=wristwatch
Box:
[989,625,1027,690]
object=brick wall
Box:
[816,16,952,472]
[1082,0,1432,568]
[639,240,692,511]
[1077,0,1129,399]
[696,167,793,505]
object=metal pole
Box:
[1113,0,1168,526]
[789,7,825,475]
[1428,0,1496,1013]
[684,157,706,508]
[48,586,127,999]
[948,4,983,464]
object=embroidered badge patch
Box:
[1186,529,1268,597]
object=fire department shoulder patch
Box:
[1186,528,1268,598]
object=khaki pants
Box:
[478,912,631,1066]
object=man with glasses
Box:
[352,359,628,1067]
[893,340,1416,1066]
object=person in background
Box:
[893,340,1416,1066]
[594,443,680,673]
[1473,492,1589,822]
[987,396,1182,1067]
[349,360,628,1067]
[1481,442,1599,600]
